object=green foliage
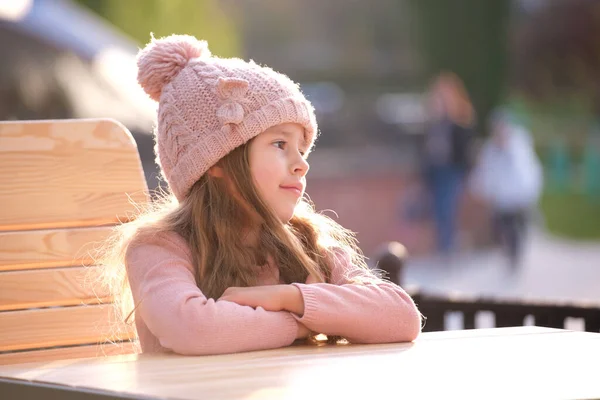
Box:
[407,0,511,133]
[540,192,600,240]
[514,96,600,240]
[509,93,594,156]
[75,0,240,57]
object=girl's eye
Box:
[273,140,306,156]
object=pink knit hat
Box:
[136,34,318,201]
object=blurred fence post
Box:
[374,242,407,286]
[583,127,600,200]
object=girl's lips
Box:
[280,186,302,196]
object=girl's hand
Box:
[219,285,305,315]
[219,286,284,311]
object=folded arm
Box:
[292,249,422,343]
[126,233,299,355]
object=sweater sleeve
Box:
[292,249,422,343]
[125,232,298,355]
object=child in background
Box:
[98,34,421,355]
[470,110,543,268]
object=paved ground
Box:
[404,226,600,304]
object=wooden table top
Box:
[1,327,598,400]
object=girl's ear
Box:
[207,165,225,178]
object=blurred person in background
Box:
[422,72,476,258]
[470,109,543,269]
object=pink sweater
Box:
[125,231,421,355]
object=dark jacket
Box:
[422,119,475,171]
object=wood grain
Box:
[0,119,149,231]
[0,227,115,272]
[0,266,110,311]
[0,119,145,363]
[0,341,139,365]
[0,305,135,352]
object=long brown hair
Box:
[429,71,476,127]
[94,137,375,335]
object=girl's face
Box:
[248,123,310,222]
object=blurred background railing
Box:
[376,243,600,333]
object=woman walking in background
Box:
[422,72,476,258]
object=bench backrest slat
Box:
[0,342,138,366]
[0,227,114,271]
[0,305,136,352]
[0,266,109,311]
[0,119,147,231]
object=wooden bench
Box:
[0,119,149,365]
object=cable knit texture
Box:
[137,34,318,200]
[126,231,422,355]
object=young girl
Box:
[100,34,421,356]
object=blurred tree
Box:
[408,0,511,133]
[75,0,240,57]
[234,0,420,88]
[511,0,600,117]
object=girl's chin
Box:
[277,210,295,223]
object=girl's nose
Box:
[292,154,310,176]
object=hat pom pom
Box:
[137,34,211,102]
